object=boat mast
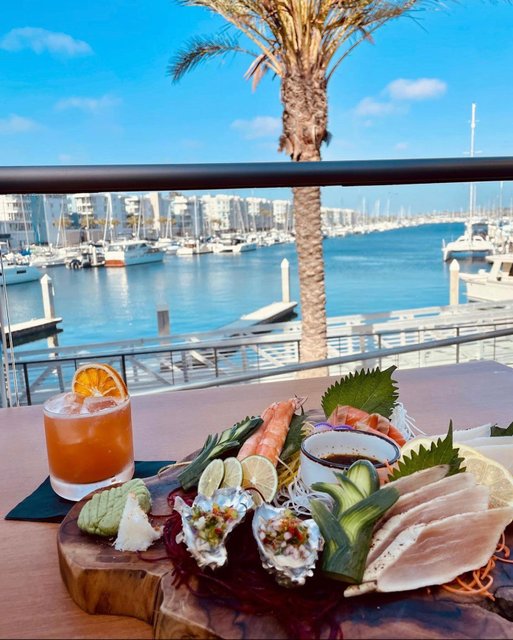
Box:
[468,103,477,234]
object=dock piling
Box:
[157,304,170,336]
[281,258,290,303]
[41,274,56,319]
[449,259,460,306]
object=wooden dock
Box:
[3,317,62,346]
[221,301,298,333]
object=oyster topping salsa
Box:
[191,502,240,546]
[258,509,311,561]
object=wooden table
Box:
[1,360,513,639]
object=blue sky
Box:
[1,0,512,212]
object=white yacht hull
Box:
[104,241,164,267]
[0,264,41,285]
[461,275,513,302]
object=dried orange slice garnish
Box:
[72,363,128,400]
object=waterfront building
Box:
[30,194,76,246]
[200,194,237,232]
[0,194,35,249]
[272,199,293,231]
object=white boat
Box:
[29,247,76,268]
[104,240,164,267]
[442,234,493,262]
[176,239,213,256]
[154,238,181,255]
[0,263,41,285]
[460,254,513,302]
[212,236,257,254]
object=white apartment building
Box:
[200,194,237,232]
[0,195,35,249]
[272,199,293,231]
[321,206,357,228]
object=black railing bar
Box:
[134,325,513,394]
[2,157,513,194]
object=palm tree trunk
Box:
[280,70,328,363]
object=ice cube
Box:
[45,392,85,415]
[83,396,119,414]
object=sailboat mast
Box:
[468,103,477,226]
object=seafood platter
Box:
[57,366,513,639]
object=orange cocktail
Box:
[43,364,134,500]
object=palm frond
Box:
[167,33,246,82]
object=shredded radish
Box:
[273,474,332,517]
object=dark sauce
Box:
[321,453,380,466]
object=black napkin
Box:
[4,460,173,523]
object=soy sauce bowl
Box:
[300,429,401,487]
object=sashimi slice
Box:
[366,484,490,565]
[381,472,477,523]
[462,435,513,448]
[349,507,513,595]
[385,465,449,496]
[453,424,492,441]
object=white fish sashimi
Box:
[385,465,449,497]
[381,472,477,524]
[462,435,513,448]
[346,507,513,597]
[366,484,490,565]
[453,424,492,441]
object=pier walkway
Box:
[5,299,513,406]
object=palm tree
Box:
[169,0,419,363]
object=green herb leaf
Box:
[321,366,399,419]
[388,421,465,481]
[491,421,513,437]
[279,412,308,462]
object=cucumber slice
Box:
[345,460,380,497]
[312,475,364,516]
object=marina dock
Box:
[2,317,62,346]
[221,301,298,333]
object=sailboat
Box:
[442,104,493,262]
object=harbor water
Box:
[7,222,484,351]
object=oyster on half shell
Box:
[252,503,324,587]
[174,487,254,570]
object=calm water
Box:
[7,222,484,350]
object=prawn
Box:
[254,397,305,466]
[237,403,277,461]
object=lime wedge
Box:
[197,459,225,497]
[240,454,278,506]
[220,457,243,489]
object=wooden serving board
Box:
[58,466,513,639]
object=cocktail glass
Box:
[43,392,134,501]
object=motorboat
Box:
[460,254,513,302]
[104,240,164,267]
[0,263,41,285]
[176,239,213,256]
[154,238,181,255]
[442,234,493,262]
[66,244,105,269]
[212,236,257,254]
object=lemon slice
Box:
[220,457,243,489]
[240,455,278,506]
[456,444,513,509]
[197,459,225,497]
[400,439,513,509]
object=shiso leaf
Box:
[77,478,151,537]
[321,366,399,419]
[388,421,465,482]
[491,421,513,437]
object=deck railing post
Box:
[281,258,290,303]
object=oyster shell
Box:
[174,487,254,570]
[252,503,323,587]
